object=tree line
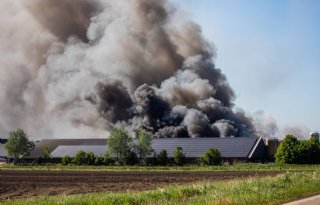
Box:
[62,128,222,166]
[5,128,319,166]
[275,134,320,164]
[4,128,222,166]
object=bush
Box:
[103,153,114,165]
[146,152,157,166]
[37,157,44,165]
[297,138,320,164]
[125,151,139,165]
[275,135,300,164]
[73,150,87,165]
[173,147,186,166]
[275,135,320,164]
[157,149,168,166]
[62,155,72,165]
[200,148,222,165]
[86,152,96,165]
[94,155,104,165]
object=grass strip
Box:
[1,163,320,172]
[2,171,320,205]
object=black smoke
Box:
[0,0,256,138]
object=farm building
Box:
[20,137,266,162]
[0,144,6,158]
[0,140,8,163]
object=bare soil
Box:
[0,170,280,200]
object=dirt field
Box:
[0,170,280,200]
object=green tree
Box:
[200,148,222,165]
[72,150,87,165]
[173,146,186,166]
[125,151,139,165]
[108,127,133,164]
[136,129,153,164]
[275,135,299,164]
[5,128,35,163]
[157,149,168,166]
[86,152,96,165]
[147,152,158,166]
[94,155,104,165]
[103,153,113,165]
[42,145,52,164]
[297,138,320,164]
[62,155,72,165]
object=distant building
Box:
[310,132,320,141]
[0,139,7,159]
[0,138,7,144]
[0,144,6,158]
[264,138,280,161]
[19,137,266,163]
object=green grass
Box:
[2,171,320,205]
[1,163,320,172]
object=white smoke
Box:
[253,111,310,139]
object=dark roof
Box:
[151,137,260,158]
[28,138,106,158]
[50,137,264,159]
[51,145,106,158]
[248,137,266,159]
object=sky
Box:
[172,0,320,133]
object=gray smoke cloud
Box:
[0,0,258,139]
[253,111,310,139]
[24,0,102,42]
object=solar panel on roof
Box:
[28,138,107,158]
[50,137,259,159]
[51,145,107,158]
[150,137,257,158]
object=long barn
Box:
[20,137,266,162]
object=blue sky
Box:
[172,0,320,132]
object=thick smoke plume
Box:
[0,0,257,139]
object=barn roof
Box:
[152,137,262,158]
[51,145,106,158]
[28,138,106,158]
[50,137,265,159]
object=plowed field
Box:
[0,170,280,200]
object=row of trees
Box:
[107,128,153,165]
[4,128,222,166]
[61,128,222,166]
[61,146,222,166]
[62,151,112,166]
[275,135,320,164]
[5,128,320,165]
[106,127,222,166]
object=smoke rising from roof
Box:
[0,0,259,138]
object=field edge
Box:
[2,171,320,205]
